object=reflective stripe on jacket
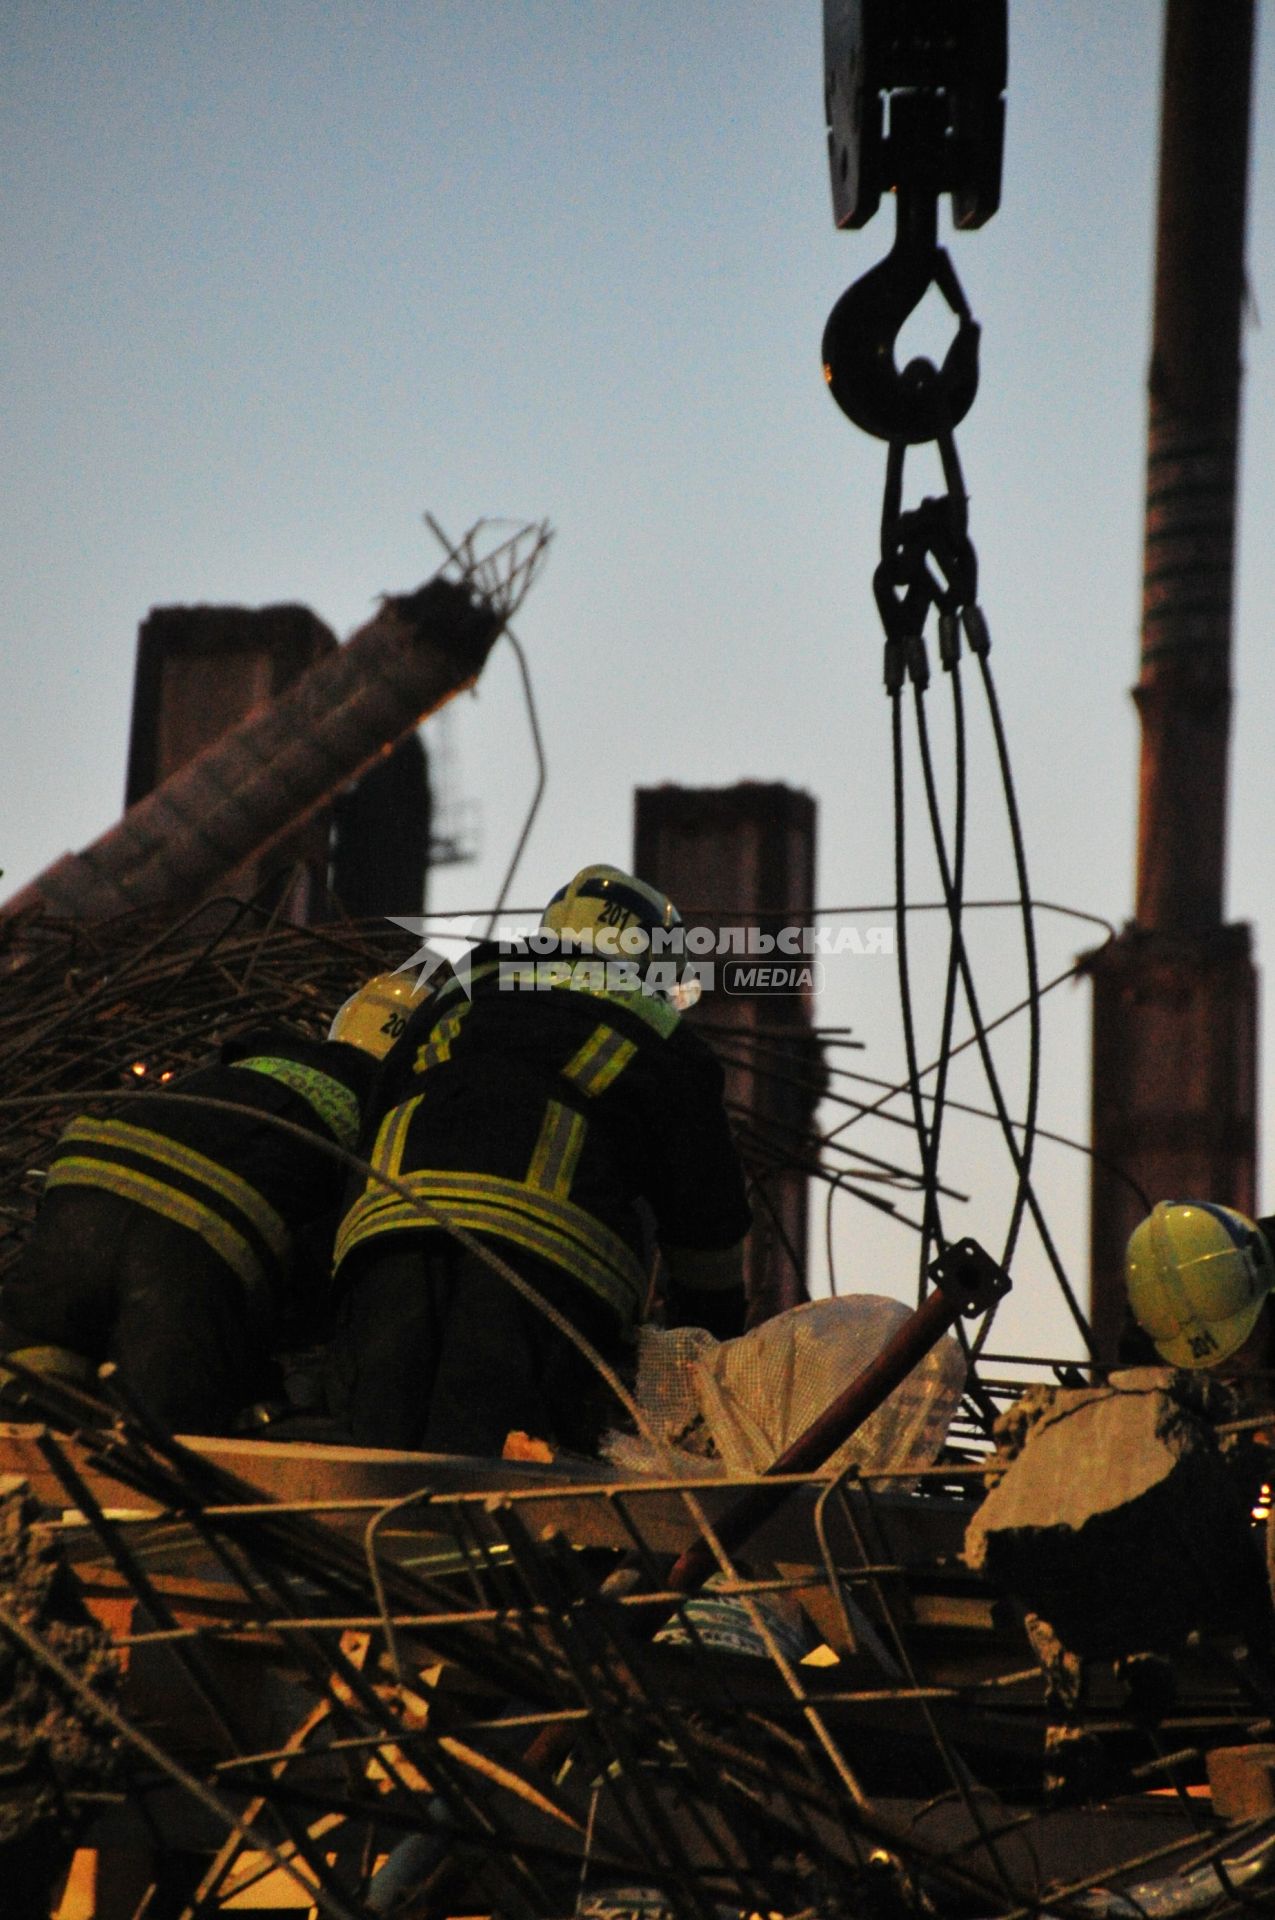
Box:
[46,1115,287,1313]
[232,1056,362,1152]
[335,1101,649,1324]
[335,953,750,1330]
[42,1034,376,1313]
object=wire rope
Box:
[890,683,940,1264]
[912,660,968,1296]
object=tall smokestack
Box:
[1134,0,1254,934]
[1087,0,1258,1361]
[634,781,821,1327]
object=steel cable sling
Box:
[820,1,1093,1358]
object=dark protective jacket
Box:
[334,947,751,1334]
[44,1032,377,1325]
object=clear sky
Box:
[5,3,1274,1359]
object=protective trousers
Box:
[329,1236,630,1456]
[0,1187,256,1432]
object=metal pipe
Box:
[662,1274,981,1599]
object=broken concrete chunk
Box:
[1207,1744,1275,1820]
[964,1379,1269,1659]
[0,1476,121,1843]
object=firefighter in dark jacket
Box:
[330,865,752,1456]
[0,973,429,1433]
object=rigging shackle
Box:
[822,189,981,445]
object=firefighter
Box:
[329,865,752,1456]
[1124,1200,1275,1380]
[0,972,430,1434]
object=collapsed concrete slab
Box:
[963,1375,1271,1660]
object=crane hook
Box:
[822,189,981,445]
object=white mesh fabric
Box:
[603,1295,966,1478]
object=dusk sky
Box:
[6,3,1275,1358]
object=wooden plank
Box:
[0,1425,972,1569]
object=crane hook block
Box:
[824,0,1007,233]
[821,210,981,442]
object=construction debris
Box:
[0,901,402,1278]
[1207,1744,1275,1820]
[965,1374,1272,1658]
[0,1381,1265,1918]
[2,910,1275,1914]
[2,521,550,925]
[0,1476,120,1917]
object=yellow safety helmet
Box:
[541,864,681,955]
[328,971,434,1059]
[1125,1200,1275,1369]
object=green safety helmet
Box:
[328,971,434,1059]
[540,865,681,954]
[1125,1200,1275,1370]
